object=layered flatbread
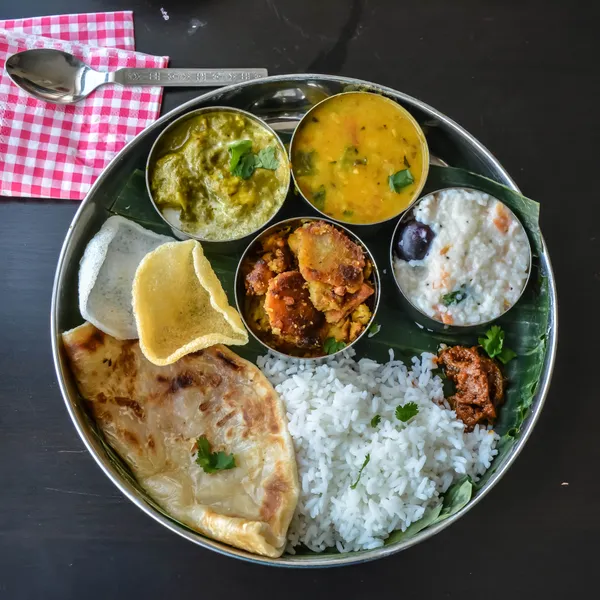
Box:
[62,322,299,557]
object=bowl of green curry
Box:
[146,107,290,243]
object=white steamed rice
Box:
[257,349,499,553]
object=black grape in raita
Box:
[395,221,435,261]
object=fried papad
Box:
[132,240,248,366]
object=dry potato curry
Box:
[291,92,428,224]
[242,220,376,357]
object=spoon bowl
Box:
[6,49,96,104]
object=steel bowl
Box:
[234,216,380,359]
[289,91,430,228]
[51,74,557,567]
[389,187,533,333]
[146,106,290,246]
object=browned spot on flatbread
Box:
[117,343,137,377]
[204,373,222,388]
[122,429,140,448]
[222,391,237,409]
[269,419,280,435]
[225,428,234,440]
[156,375,168,383]
[77,328,105,353]
[169,372,195,393]
[216,411,236,428]
[148,435,155,450]
[199,401,211,412]
[115,397,144,420]
[241,390,283,436]
[242,399,265,429]
[215,350,241,371]
[96,392,107,404]
[262,393,281,435]
[260,475,288,522]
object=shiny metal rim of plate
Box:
[51,74,558,568]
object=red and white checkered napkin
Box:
[0,12,168,199]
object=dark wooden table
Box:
[1,1,598,598]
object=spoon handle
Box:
[112,68,268,87]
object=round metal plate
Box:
[51,74,558,567]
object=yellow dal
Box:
[292,93,428,224]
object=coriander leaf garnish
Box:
[230,142,279,179]
[195,435,236,474]
[479,325,517,363]
[229,140,253,172]
[367,322,381,338]
[212,451,236,471]
[343,209,354,217]
[441,286,467,306]
[388,168,414,193]
[256,146,279,170]
[479,325,504,357]
[395,402,419,422]
[350,454,371,489]
[323,337,346,355]
[232,152,257,179]
[498,346,517,364]
[370,415,382,428]
[312,185,326,210]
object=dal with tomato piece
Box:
[291,92,429,224]
[149,110,289,241]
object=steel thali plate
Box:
[51,74,557,567]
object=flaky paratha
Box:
[62,322,299,557]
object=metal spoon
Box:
[5,49,268,105]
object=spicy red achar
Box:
[438,345,505,430]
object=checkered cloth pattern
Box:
[0,12,168,199]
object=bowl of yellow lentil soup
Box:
[290,92,429,226]
[147,106,290,243]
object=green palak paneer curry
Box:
[149,110,289,241]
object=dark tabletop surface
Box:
[1,1,599,598]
